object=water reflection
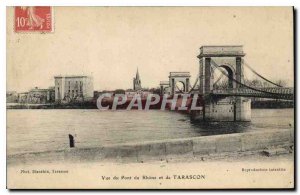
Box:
[190,121,252,136]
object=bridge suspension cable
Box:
[243,61,282,87]
[210,59,284,96]
[188,73,199,93]
[175,83,184,93]
[213,72,225,86]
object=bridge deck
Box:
[211,87,294,100]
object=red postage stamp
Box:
[14,6,53,33]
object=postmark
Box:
[14,6,53,33]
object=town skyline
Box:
[7,7,293,92]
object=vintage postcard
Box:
[6,6,294,189]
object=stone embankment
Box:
[8,128,294,165]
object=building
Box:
[47,87,56,102]
[27,87,55,104]
[14,87,54,104]
[6,91,18,103]
[17,92,28,104]
[54,75,94,102]
[133,68,142,91]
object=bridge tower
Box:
[169,72,191,95]
[197,45,251,121]
[159,81,170,95]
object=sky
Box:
[7,7,294,92]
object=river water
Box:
[7,109,294,155]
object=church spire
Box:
[133,67,142,91]
[136,67,140,80]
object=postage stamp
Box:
[14,6,53,33]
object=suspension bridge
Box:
[159,45,294,122]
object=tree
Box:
[275,79,287,87]
[114,89,125,94]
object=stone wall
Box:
[8,128,294,165]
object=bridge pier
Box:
[235,97,251,121]
[204,97,235,121]
[204,97,251,122]
[191,96,251,122]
